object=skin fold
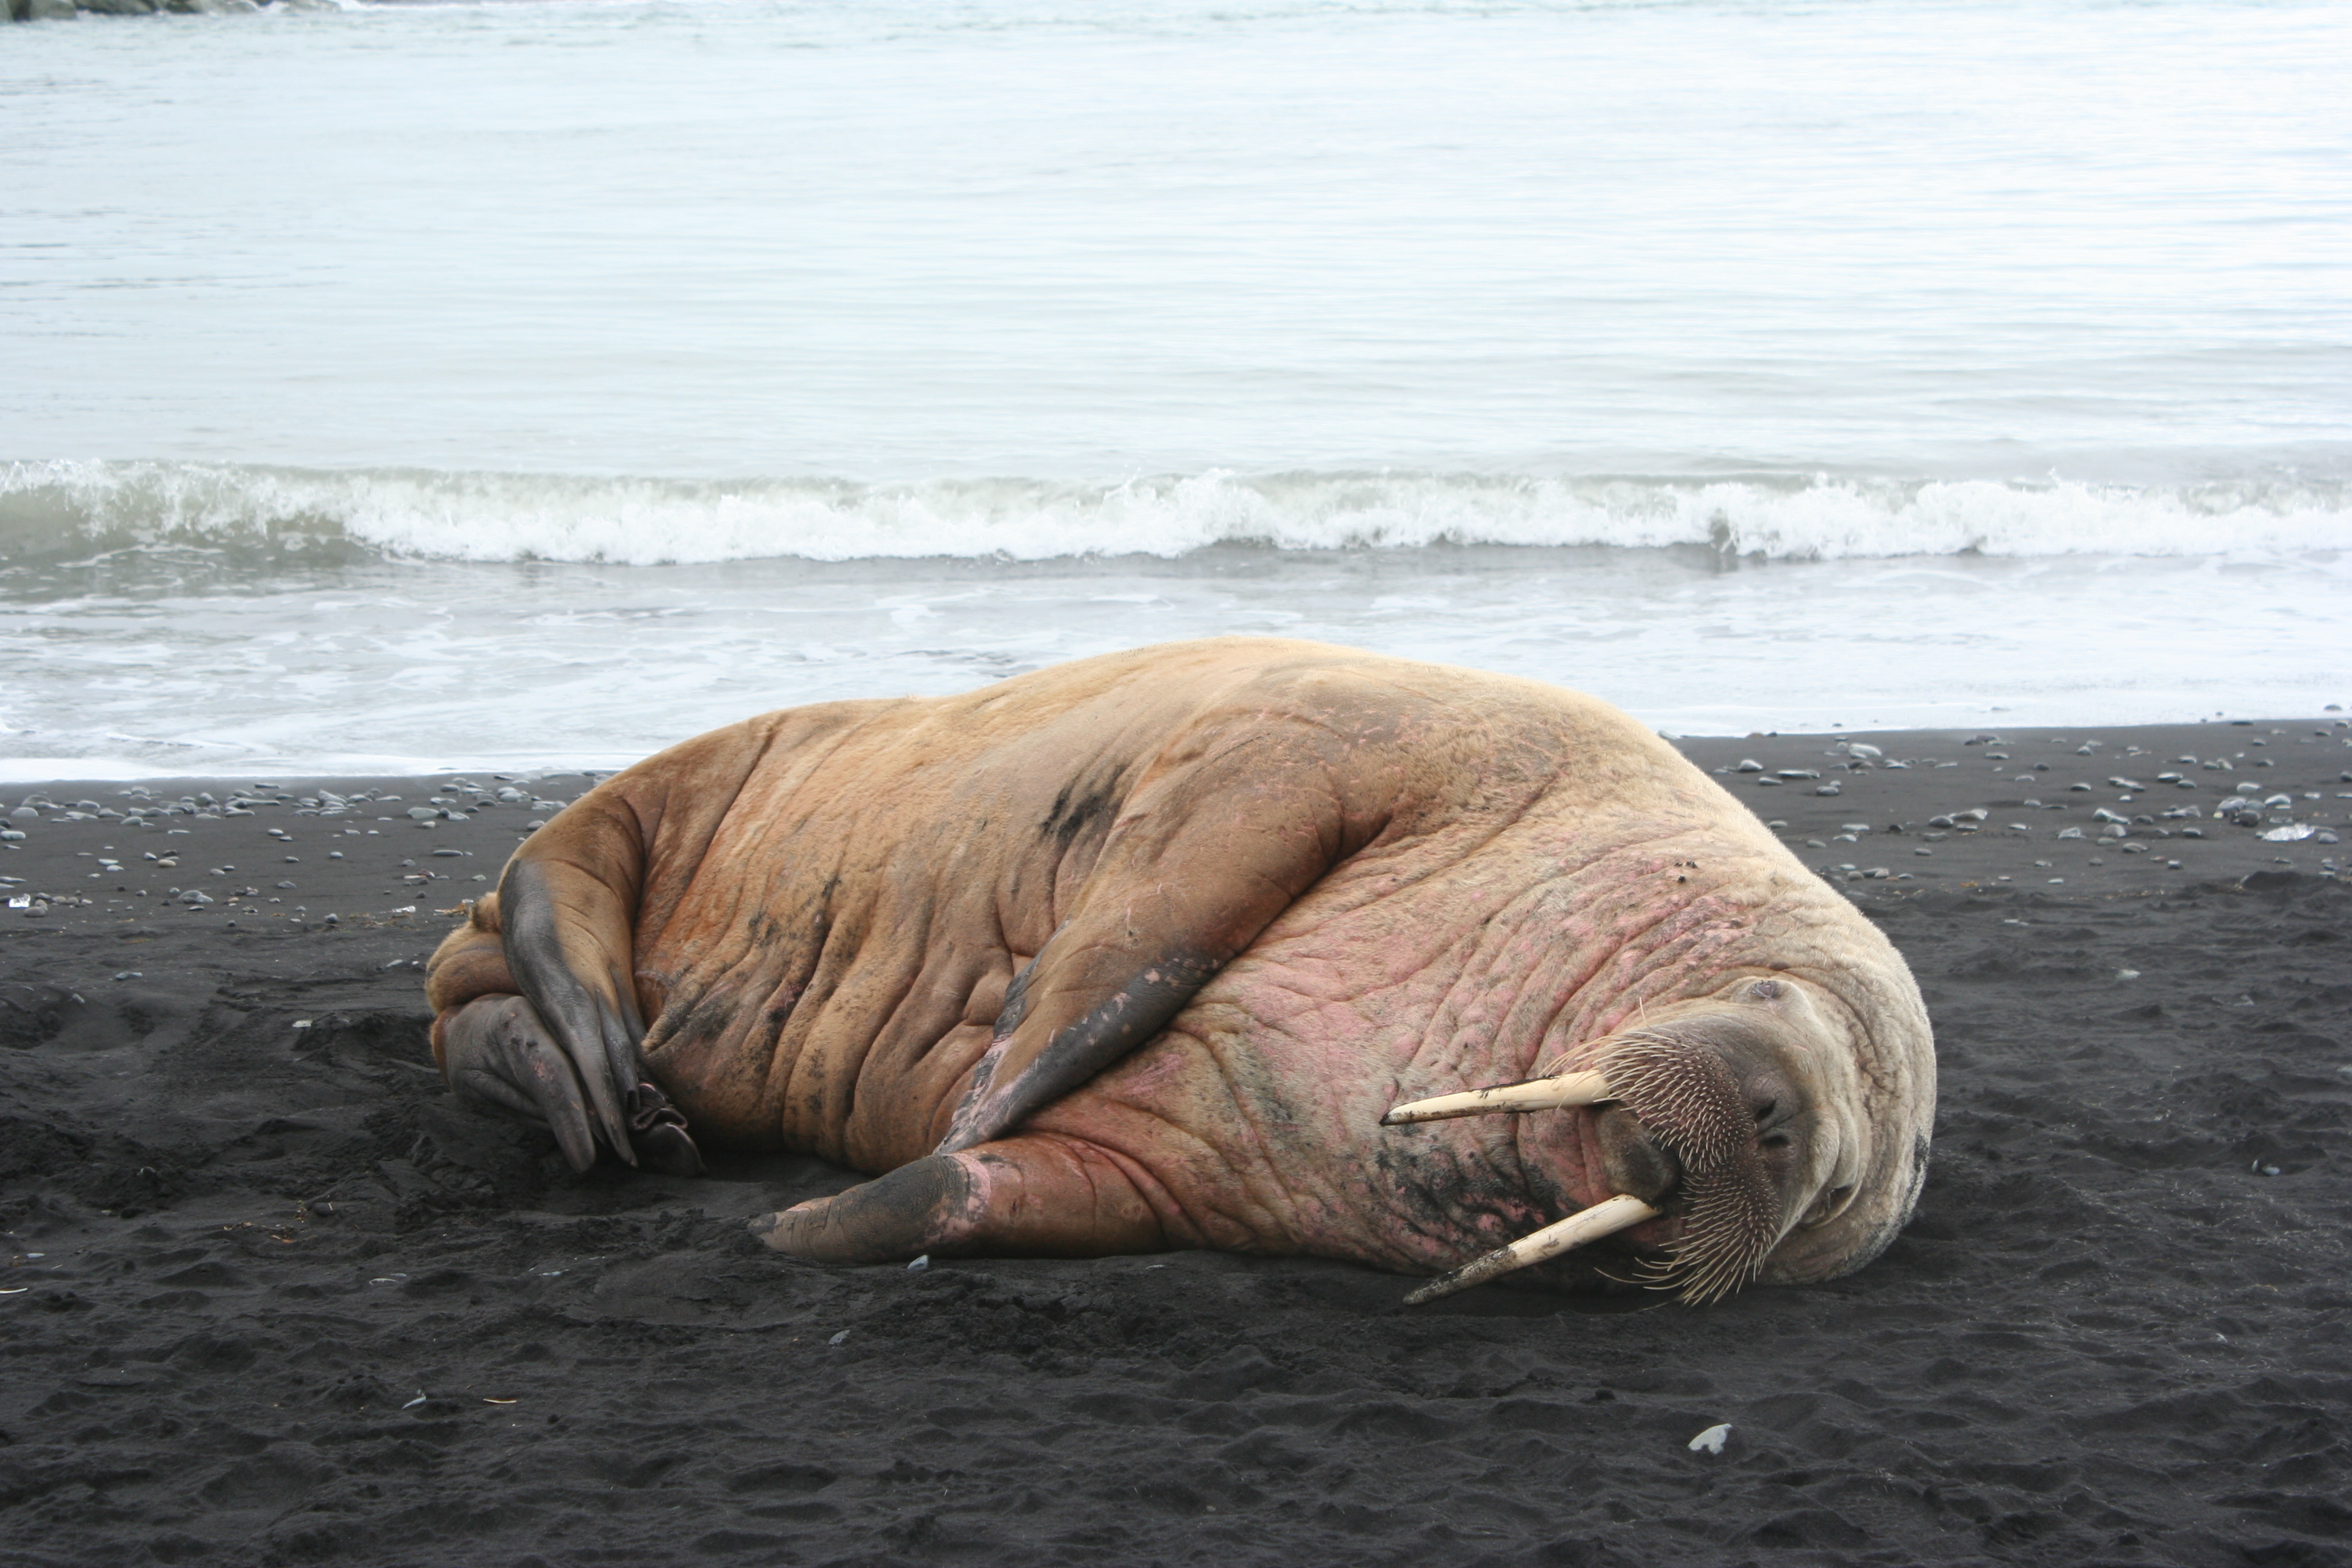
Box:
[426,638,1936,1296]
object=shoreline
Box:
[6,720,2344,932]
[3,719,2349,1564]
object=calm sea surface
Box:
[3,0,2347,777]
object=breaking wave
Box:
[3,459,2345,568]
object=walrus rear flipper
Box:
[499,801,655,1165]
[439,992,704,1176]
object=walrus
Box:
[424,638,1934,1303]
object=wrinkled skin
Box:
[426,639,1935,1296]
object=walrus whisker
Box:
[1378,1070,1615,1125]
[1402,1194,1659,1305]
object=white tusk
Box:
[1379,1070,1614,1126]
[1403,1194,1659,1306]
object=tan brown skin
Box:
[426,638,1936,1298]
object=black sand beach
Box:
[3,719,2347,1567]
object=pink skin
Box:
[989,839,1783,1276]
[763,829,1878,1290]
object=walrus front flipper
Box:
[752,1136,1166,1263]
[935,725,1378,1156]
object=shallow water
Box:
[3,0,2347,775]
[6,543,2345,781]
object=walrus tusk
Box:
[1403,1194,1660,1305]
[1379,1070,1614,1126]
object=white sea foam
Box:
[4,461,2343,568]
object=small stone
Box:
[1813,784,1840,796]
[1735,759,1763,772]
[1913,847,1932,856]
[1687,1424,1731,1455]
[406,806,438,822]
[2057,827,2085,840]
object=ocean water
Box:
[3,0,2346,779]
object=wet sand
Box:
[2,718,2348,1566]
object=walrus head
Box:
[1384,975,1913,1305]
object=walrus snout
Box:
[1586,1103,1681,1209]
[1390,984,1857,1306]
